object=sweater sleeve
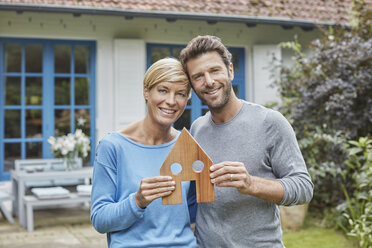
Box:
[90,139,145,234]
[265,110,314,206]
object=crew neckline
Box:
[208,100,245,127]
[114,131,180,148]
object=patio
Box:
[0,207,106,248]
[0,182,106,248]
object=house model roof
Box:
[1,0,371,28]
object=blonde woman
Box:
[91,58,197,248]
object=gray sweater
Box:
[190,101,313,248]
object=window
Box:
[0,38,96,180]
[147,43,245,130]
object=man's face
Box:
[186,51,234,110]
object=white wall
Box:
[0,10,322,143]
[113,39,146,131]
[252,45,281,105]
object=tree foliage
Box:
[276,1,372,140]
[272,1,372,246]
[272,0,371,208]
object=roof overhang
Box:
[0,2,335,31]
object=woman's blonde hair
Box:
[143,57,191,98]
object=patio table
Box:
[11,167,93,227]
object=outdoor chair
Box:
[0,190,15,224]
[14,158,84,187]
[15,158,65,187]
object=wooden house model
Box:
[160,128,215,205]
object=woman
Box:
[90,58,197,248]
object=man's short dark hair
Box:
[179,35,232,75]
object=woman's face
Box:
[144,81,189,128]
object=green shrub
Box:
[276,3,371,137]
[271,0,372,209]
[270,3,372,246]
[337,137,372,247]
[300,129,347,208]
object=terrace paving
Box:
[0,206,107,248]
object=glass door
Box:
[0,38,96,181]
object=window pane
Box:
[4,143,21,172]
[26,77,42,105]
[5,110,21,138]
[82,149,91,166]
[5,77,21,105]
[26,109,42,138]
[74,45,90,74]
[230,50,239,73]
[5,44,21,72]
[233,85,239,96]
[26,44,42,73]
[55,77,70,105]
[188,92,198,106]
[172,47,183,59]
[26,142,42,159]
[174,109,190,130]
[54,45,71,73]
[75,77,90,105]
[75,109,90,136]
[55,109,70,136]
[150,47,170,64]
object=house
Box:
[0,0,364,181]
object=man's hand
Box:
[209,161,253,195]
[135,176,175,208]
[210,161,284,204]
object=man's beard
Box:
[197,78,232,111]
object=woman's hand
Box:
[135,176,176,208]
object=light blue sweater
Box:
[90,132,197,248]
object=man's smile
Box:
[204,87,221,96]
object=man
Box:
[179,35,313,248]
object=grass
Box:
[282,212,358,248]
[283,227,356,248]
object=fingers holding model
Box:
[135,176,176,208]
[210,161,285,204]
[209,162,253,195]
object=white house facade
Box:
[0,1,347,180]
